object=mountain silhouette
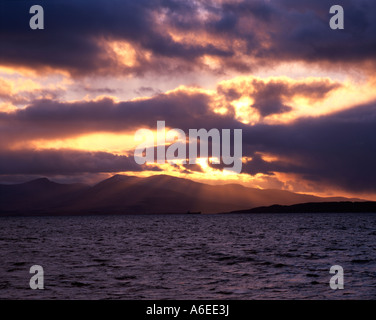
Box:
[0,174,366,215]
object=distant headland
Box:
[231,202,376,214]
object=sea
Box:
[0,213,375,299]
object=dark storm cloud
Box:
[217,78,342,117]
[272,0,376,64]
[0,149,142,175]
[240,153,290,176]
[241,101,376,192]
[0,91,239,143]
[0,0,231,76]
[219,0,376,67]
[250,79,341,117]
[1,0,375,75]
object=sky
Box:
[1,0,376,199]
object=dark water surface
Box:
[0,213,375,299]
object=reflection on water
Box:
[0,213,375,299]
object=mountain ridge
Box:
[0,174,368,216]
